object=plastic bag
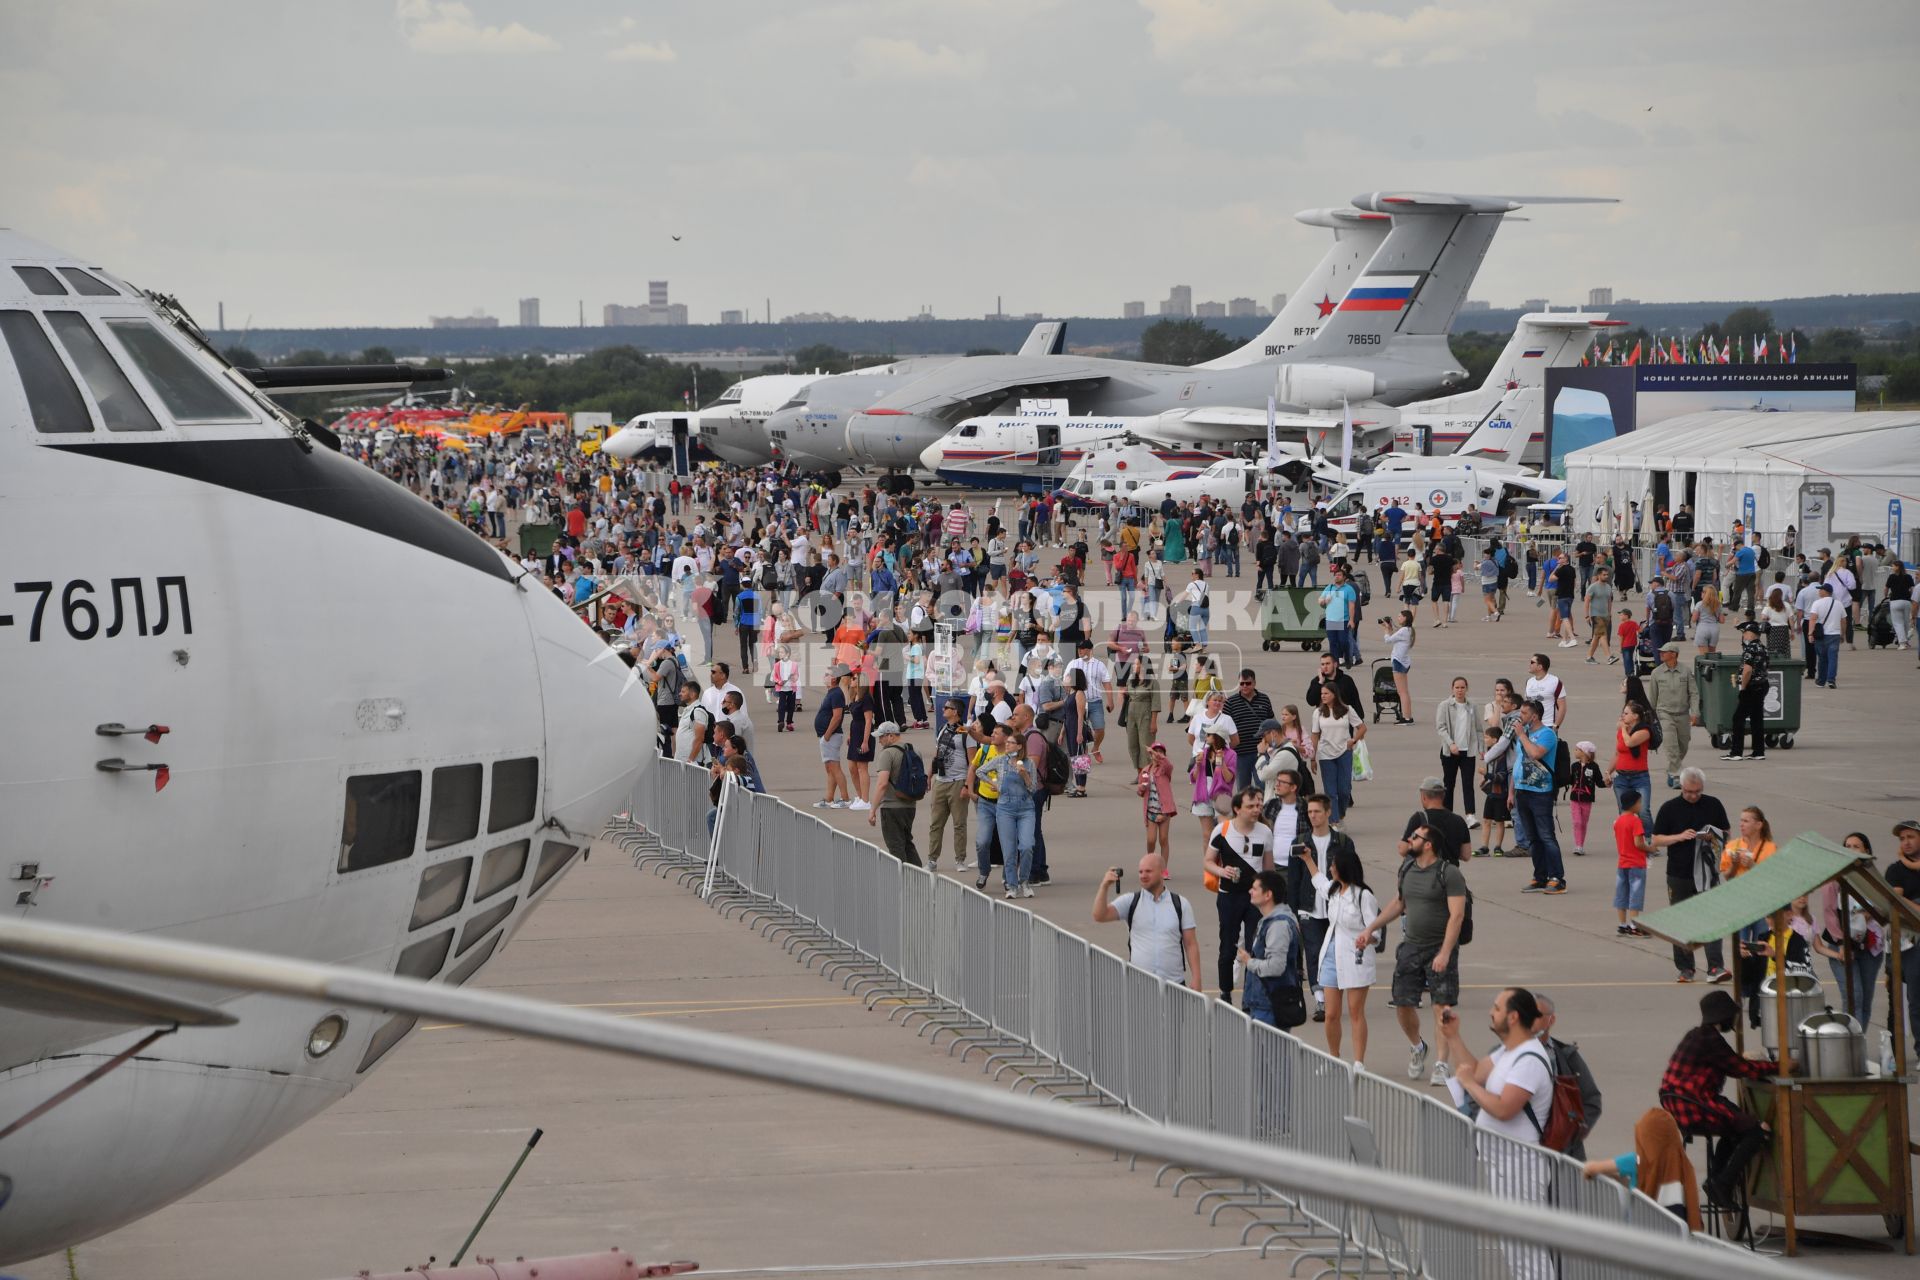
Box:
[1352,740,1375,782]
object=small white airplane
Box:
[1128,450,1357,510]
[0,227,659,1264]
[917,398,1272,492]
[1318,461,1567,536]
[602,371,828,466]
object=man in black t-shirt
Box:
[1551,559,1579,646]
[1400,777,1471,865]
[1574,535,1598,596]
[1887,820,1920,1059]
[1650,769,1731,982]
[1203,789,1275,1004]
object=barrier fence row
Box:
[612,760,1711,1278]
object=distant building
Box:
[1123,301,1146,319]
[1195,301,1227,318]
[430,311,499,329]
[1523,298,1549,313]
[1461,299,1492,313]
[1162,285,1192,317]
[517,298,540,327]
[1616,297,1642,306]
[1227,297,1257,318]
[781,311,854,323]
[604,282,688,326]
[1271,292,1287,315]
[1588,287,1613,307]
[1021,312,1044,321]
[719,309,745,325]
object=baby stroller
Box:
[1867,598,1896,650]
[1369,658,1402,723]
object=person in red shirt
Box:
[1617,607,1640,669]
[1659,990,1776,1207]
[1612,788,1649,935]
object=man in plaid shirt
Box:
[1658,990,1776,1207]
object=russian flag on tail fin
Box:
[1338,272,1421,312]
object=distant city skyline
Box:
[12,3,1911,329]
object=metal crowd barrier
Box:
[616,766,1722,1278]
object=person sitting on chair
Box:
[1657,989,1777,1209]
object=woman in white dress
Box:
[1318,844,1379,1066]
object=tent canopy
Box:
[1637,832,1920,945]
[1562,411,1920,538]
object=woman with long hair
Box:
[1381,608,1416,722]
[1693,584,1724,655]
[1320,845,1378,1065]
[1310,684,1366,823]
[1609,701,1655,817]
[1813,832,1886,1024]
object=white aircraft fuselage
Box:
[0,230,658,1264]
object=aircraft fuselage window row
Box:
[11,265,120,297]
[2,307,256,433]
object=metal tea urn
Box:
[1797,1006,1868,1079]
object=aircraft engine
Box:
[1276,364,1380,410]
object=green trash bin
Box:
[1693,654,1805,750]
[518,521,559,557]
[1260,586,1328,652]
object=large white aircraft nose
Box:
[919,439,946,472]
[524,592,657,837]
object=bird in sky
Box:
[671,234,682,241]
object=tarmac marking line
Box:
[420,995,871,1032]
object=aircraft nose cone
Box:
[524,591,657,836]
[918,439,946,472]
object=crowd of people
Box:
[342,426,1918,1238]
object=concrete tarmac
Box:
[29,498,1918,1277]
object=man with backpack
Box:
[1436,987,1561,1280]
[1093,854,1201,989]
[1356,820,1469,1087]
[1510,697,1567,895]
[867,722,925,867]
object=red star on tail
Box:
[1315,294,1337,318]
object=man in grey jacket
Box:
[1434,675,1478,821]
[1644,641,1698,788]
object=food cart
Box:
[1637,833,1916,1256]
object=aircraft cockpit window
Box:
[12,266,66,296]
[338,770,422,873]
[356,1012,417,1073]
[487,757,539,833]
[458,896,516,955]
[104,320,252,422]
[395,928,452,981]
[45,312,160,432]
[530,839,580,894]
[0,311,93,433]
[408,857,471,930]
[57,268,119,296]
[718,383,744,402]
[475,839,529,901]
[424,763,483,850]
[958,423,978,438]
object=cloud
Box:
[1140,0,1499,95]
[851,36,984,81]
[50,183,110,226]
[608,40,677,64]
[395,1,558,56]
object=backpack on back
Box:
[1032,729,1072,796]
[1398,857,1474,947]
[1551,738,1573,794]
[1521,1042,1588,1154]
[891,744,928,800]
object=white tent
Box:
[1562,411,1920,546]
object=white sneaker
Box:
[1408,1039,1429,1080]
[1431,1062,1453,1087]
[1005,887,1017,899]
[848,799,872,811]
[1021,885,1035,898]
[955,859,973,872]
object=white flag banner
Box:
[1265,395,1279,468]
[1340,399,1354,475]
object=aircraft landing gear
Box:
[880,473,916,496]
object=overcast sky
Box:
[5,1,1916,329]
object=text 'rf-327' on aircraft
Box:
[776,192,1612,490]
[0,228,659,1266]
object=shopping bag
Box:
[1352,740,1375,783]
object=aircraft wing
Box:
[1497,472,1569,505]
[865,355,1114,418]
[1130,406,1354,446]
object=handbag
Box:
[1266,914,1309,1029]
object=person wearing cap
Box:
[1887,820,1920,1060]
[1657,990,1776,1208]
[866,722,924,866]
[1064,637,1112,765]
[1806,578,1845,688]
[1644,640,1697,788]
[1721,619,1772,762]
[1399,777,1471,866]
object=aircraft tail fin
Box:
[1017,321,1068,357]
[1447,312,1625,458]
[1199,208,1391,369]
[1308,192,1616,347]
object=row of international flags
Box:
[1578,332,1800,366]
